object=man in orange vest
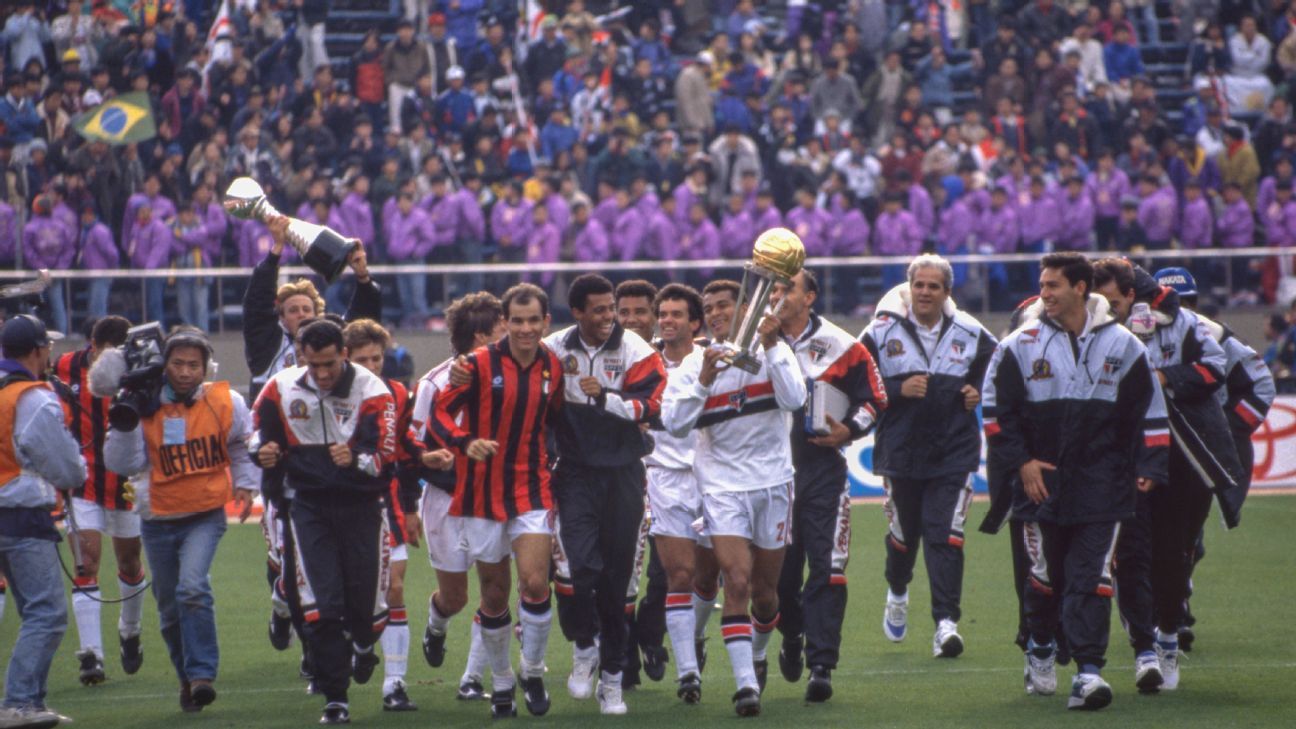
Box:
[0,314,87,729]
[102,327,258,713]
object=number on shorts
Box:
[776,521,786,544]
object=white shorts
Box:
[647,467,703,540]
[461,509,551,565]
[702,483,793,550]
[420,487,470,573]
[69,497,140,539]
[391,544,408,563]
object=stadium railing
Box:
[3,247,1284,332]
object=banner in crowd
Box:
[74,92,156,144]
[844,397,1296,498]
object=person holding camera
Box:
[253,319,398,726]
[101,327,258,713]
[0,314,86,729]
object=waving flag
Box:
[74,92,157,144]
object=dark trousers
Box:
[1008,519,1031,650]
[777,474,851,669]
[624,538,668,678]
[290,491,386,704]
[554,460,646,677]
[1150,450,1215,633]
[882,474,971,624]
[1023,520,1120,670]
[1115,491,1157,654]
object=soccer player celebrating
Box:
[613,278,670,687]
[430,284,564,719]
[983,252,1168,710]
[409,292,506,701]
[342,320,425,712]
[645,283,721,703]
[662,279,808,717]
[51,316,147,686]
[254,319,398,725]
[544,274,666,715]
[859,256,997,662]
[772,270,888,701]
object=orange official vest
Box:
[0,380,53,487]
[141,381,235,516]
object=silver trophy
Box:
[722,227,806,373]
[224,177,358,282]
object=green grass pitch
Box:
[4,496,1294,728]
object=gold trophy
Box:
[224,177,359,282]
[722,227,806,373]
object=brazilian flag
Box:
[74,92,157,144]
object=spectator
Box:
[985,57,1028,122]
[1190,22,1232,77]
[297,0,331,82]
[351,29,386,128]
[1220,124,1262,205]
[818,58,865,136]
[526,16,566,96]
[1104,26,1146,84]
[675,53,715,137]
[1179,180,1214,250]
[1137,173,1180,248]
[387,190,435,326]
[1218,181,1256,248]
[1226,15,1275,115]
[1019,0,1072,49]
[383,19,432,134]
[525,199,562,287]
[440,0,485,53]
[3,2,50,72]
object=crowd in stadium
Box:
[4,0,1296,334]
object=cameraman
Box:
[102,327,258,712]
[0,315,86,728]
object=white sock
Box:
[382,605,409,693]
[751,611,779,662]
[478,609,515,692]
[428,592,451,635]
[462,619,488,684]
[888,588,908,603]
[600,669,622,688]
[692,589,717,640]
[518,596,552,677]
[117,570,146,638]
[721,615,758,691]
[1157,629,1178,646]
[72,578,103,658]
[665,593,698,677]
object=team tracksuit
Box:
[779,312,887,670]
[983,297,1168,672]
[254,362,398,707]
[860,285,996,627]
[546,323,667,683]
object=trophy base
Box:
[723,351,763,374]
[303,229,359,283]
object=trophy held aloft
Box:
[224,177,359,283]
[722,227,806,374]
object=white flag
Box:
[203,0,234,93]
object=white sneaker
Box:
[1135,651,1163,693]
[567,648,598,700]
[0,706,62,729]
[596,679,627,715]
[932,619,964,658]
[1023,654,1035,695]
[1156,633,1180,691]
[883,592,908,642]
[1025,641,1057,696]
[1067,673,1113,710]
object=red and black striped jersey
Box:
[53,349,129,510]
[430,337,564,521]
